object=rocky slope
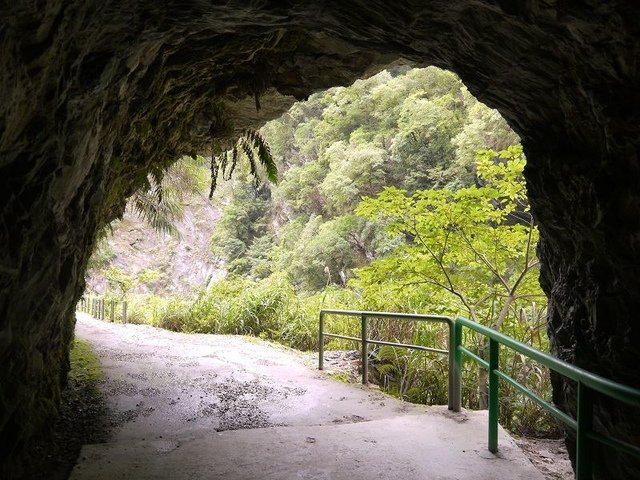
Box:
[86,191,225,296]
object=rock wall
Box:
[1,1,639,478]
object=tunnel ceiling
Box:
[1,1,639,478]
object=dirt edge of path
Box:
[18,344,109,480]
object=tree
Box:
[320,141,389,215]
[208,66,522,296]
[356,145,540,324]
[105,266,134,301]
[209,182,270,274]
[448,88,520,188]
[355,146,544,407]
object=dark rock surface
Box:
[1,2,639,478]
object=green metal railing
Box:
[319,309,640,479]
[319,309,459,411]
[77,296,128,323]
[453,315,640,480]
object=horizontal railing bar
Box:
[456,316,640,407]
[587,431,640,459]
[459,346,489,370]
[323,333,361,342]
[322,309,453,325]
[366,339,448,355]
[495,370,577,429]
[320,309,457,412]
[323,333,448,355]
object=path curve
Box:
[71,313,544,480]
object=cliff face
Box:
[86,192,224,297]
[1,2,639,477]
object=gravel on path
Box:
[75,314,428,444]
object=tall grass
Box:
[126,275,360,351]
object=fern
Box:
[209,154,220,199]
[130,188,180,237]
[209,129,278,198]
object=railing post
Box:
[453,320,463,412]
[361,313,368,385]
[448,320,460,411]
[488,338,499,453]
[110,300,115,323]
[122,301,128,324]
[576,381,593,480]
[318,311,324,370]
[100,299,105,320]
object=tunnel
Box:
[1,1,639,478]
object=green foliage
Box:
[209,129,278,196]
[375,346,448,405]
[355,145,541,329]
[105,266,134,300]
[213,67,516,293]
[352,146,558,434]
[137,269,161,288]
[125,275,362,352]
[68,339,103,384]
[210,182,271,276]
[129,155,207,236]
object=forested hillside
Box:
[212,66,519,291]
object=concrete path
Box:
[70,314,544,480]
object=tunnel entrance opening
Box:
[83,65,567,477]
[2,3,639,479]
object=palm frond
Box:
[246,129,278,183]
[127,156,208,236]
[228,147,239,181]
[239,136,259,187]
